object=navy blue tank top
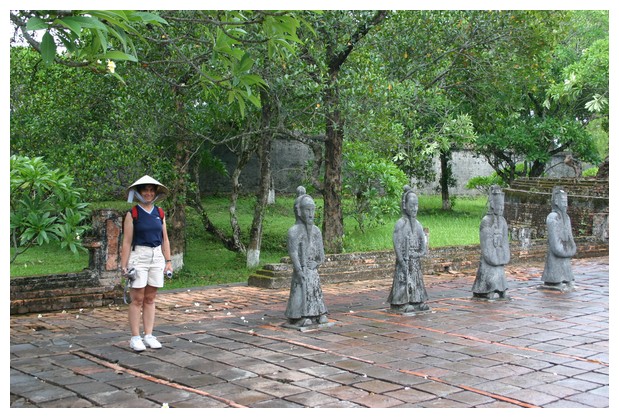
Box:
[132,205,163,247]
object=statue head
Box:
[551,186,568,213]
[487,185,505,216]
[401,185,419,218]
[294,186,316,226]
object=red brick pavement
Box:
[10,256,610,408]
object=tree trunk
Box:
[440,150,452,211]
[167,94,188,270]
[190,163,239,252]
[529,160,546,178]
[247,90,273,268]
[322,82,344,254]
[229,148,250,255]
[319,11,388,254]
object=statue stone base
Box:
[282,316,335,332]
[389,302,431,316]
[538,282,575,292]
[472,291,510,302]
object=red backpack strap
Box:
[130,205,163,222]
[125,205,139,251]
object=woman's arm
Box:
[120,212,134,273]
[162,218,173,272]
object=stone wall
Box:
[202,140,499,196]
[10,272,119,315]
[202,142,594,197]
[412,150,495,196]
[202,139,313,195]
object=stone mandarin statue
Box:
[472,185,510,300]
[285,186,329,327]
[387,186,429,313]
[541,186,577,290]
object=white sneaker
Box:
[130,336,146,352]
[143,334,162,349]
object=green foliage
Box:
[12,10,167,82]
[9,10,608,261]
[365,10,603,185]
[466,173,508,194]
[582,167,599,177]
[10,194,487,288]
[10,47,172,200]
[476,115,599,183]
[342,141,408,232]
[587,119,609,159]
[545,11,609,130]
[10,155,91,263]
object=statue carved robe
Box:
[388,216,428,310]
[285,217,327,322]
[472,213,510,298]
[541,210,576,286]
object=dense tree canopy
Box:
[10,9,608,262]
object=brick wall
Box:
[504,178,609,241]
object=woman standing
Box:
[120,175,173,351]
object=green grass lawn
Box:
[10,194,486,289]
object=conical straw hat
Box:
[126,175,169,203]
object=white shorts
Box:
[128,245,165,288]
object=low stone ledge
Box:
[10,271,123,315]
[10,290,119,315]
[248,237,608,289]
[10,271,101,291]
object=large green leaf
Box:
[56,16,84,36]
[25,17,48,30]
[40,32,56,66]
[101,50,138,62]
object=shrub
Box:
[465,172,508,194]
[343,141,408,231]
[582,166,599,177]
[10,155,90,262]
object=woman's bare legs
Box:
[142,285,158,335]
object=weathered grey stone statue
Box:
[540,186,577,291]
[284,186,329,328]
[387,186,429,313]
[472,185,510,300]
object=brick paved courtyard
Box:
[10,256,610,408]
